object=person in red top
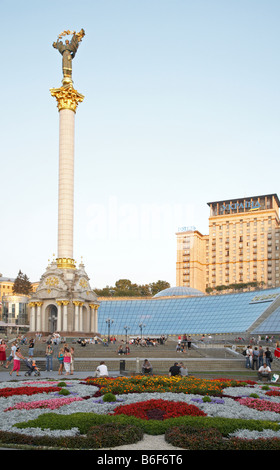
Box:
[0,340,7,366]
[9,347,25,377]
[274,342,280,359]
[63,348,72,375]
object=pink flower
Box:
[4,396,84,412]
[237,397,280,413]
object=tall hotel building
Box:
[176,194,280,293]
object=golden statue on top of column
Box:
[51,29,85,112]
[53,29,85,87]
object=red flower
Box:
[0,386,61,398]
[112,399,206,420]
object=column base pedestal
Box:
[28,259,99,335]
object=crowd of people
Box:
[243,343,280,381]
[131,336,167,346]
[0,335,76,377]
[141,359,188,377]
[244,345,274,369]
[176,334,192,352]
[2,331,280,381]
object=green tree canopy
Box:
[94,279,170,297]
[12,270,33,296]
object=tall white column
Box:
[36,302,42,332]
[58,108,75,260]
[79,303,84,332]
[94,305,99,333]
[29,303,36,331]
[56,301,62,331]
[89,304,99,333]
[73,301,80,331]
[62,301,69,331]
[50,85,84,270]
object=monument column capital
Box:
[50,86,84,113]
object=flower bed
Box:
[0,386,61,398]
[4,396,84,412]
[84,375,236,396]
[112,398,207,420]
[1,376,280,449]
[237,397,280,413]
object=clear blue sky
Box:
[1,0,280,289]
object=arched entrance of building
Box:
[46,304,58,333]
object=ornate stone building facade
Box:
[29,259,98,334]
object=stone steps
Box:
[12,337,252,375]
[21,356,246,374]
[19,342,236,360]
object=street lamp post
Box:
[106,318,114,343]
[124,325,130,353]
[139,322,146,339]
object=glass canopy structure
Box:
[97,286,280,337]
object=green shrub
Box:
[58,388,70,396]
[226,437,280,450]
[202,396,212,402]
[87,423,143,448]
[165,425,224,450]
[15,412,280,437]
[57,382,67,387]
[102,393,116,402]
[165,426,280,451]
[0,423,143,449]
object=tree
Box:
[12,270,33,296]
[149,280,170,296]
[94,286,115,297]
[94,279,171,297]
[114,279,140,296]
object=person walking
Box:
[0,340,7,366]
[63,347,72,376]
[274,342,280,360]
[45,344,53,372]
[9,347,25,377]
[57,347,64,375]
[4,341,17,369]
[70,346,75,375]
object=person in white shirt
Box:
[94,361,108,377]
[9,347,25,377]
[258,363,271,381]
[4,342,17,369]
